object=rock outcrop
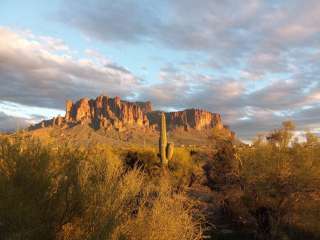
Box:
[30,95,231,134]
[147,109,223,131]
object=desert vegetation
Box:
[237,122,320,239]
[0,121,320,240]
[0,135,202,240]
[203,122,320,239]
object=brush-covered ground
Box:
[1,122,320,240]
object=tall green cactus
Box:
[159,112,174,167]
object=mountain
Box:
[30,95,231,131]
[28,95,235,147]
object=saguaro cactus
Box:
[159,112,174,167]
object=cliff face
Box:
[31,95,228,133]
[168,109,223,130]
[147,109,223,131]
[63,96,150,130]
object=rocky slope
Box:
[30,95,233,136]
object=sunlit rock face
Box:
[167,109,223,130]
[30,95,230,134]
[147,109,223,131]
[63,95,150,130]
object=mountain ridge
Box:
[29,95,234,138]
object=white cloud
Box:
[0,27,141,109]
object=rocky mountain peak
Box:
[30,95,231,135]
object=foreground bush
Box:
[0,135,84,240]
[0,135,202,240]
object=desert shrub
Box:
[0,135,203,240]
[112,177,203,240]
[123,147,160,174]
[201,140,246,231]
[203,140,239,190]
[209,126,233,144]
[170,147,192,170]
[0,135,84,240]
[57,146,203,240]
[168,147,195,188]
[72,148,145,239]
[123,146,198,189]
[238,123,320,239]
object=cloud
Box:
[231,104,320,140]
[0,112,30,132]
[60,1,320,50]
[59,0,320,79]
[60,0,162,43]
[137,63,320,141]
[0,27,141,109]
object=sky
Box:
[1,0,320,140]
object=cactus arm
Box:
[166,143,174,161]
